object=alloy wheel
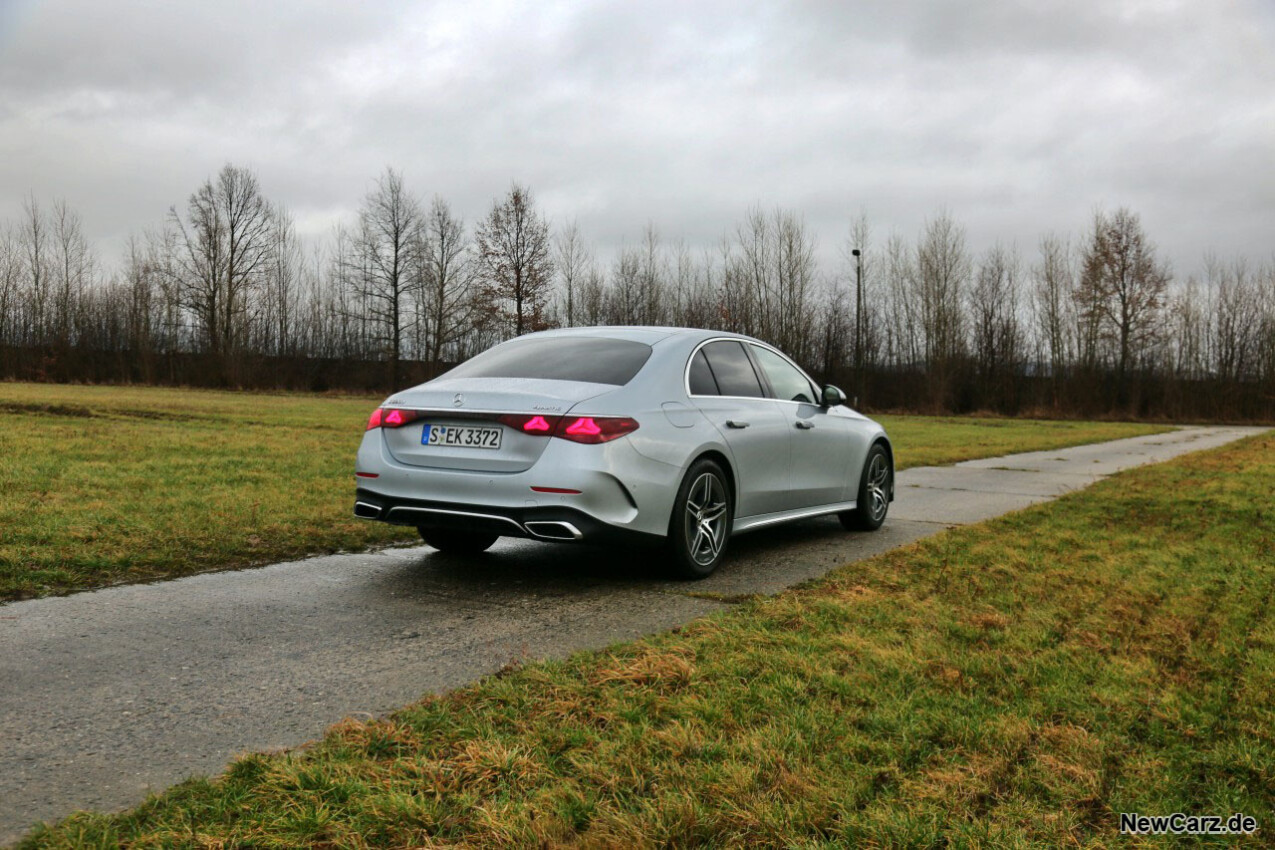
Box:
[866,453,889,522]
[683,472,728,566]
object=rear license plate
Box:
[421,424,503,450]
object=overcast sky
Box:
[1,0,1272,280]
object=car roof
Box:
[519,326,755,346]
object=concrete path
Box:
[0,425,1264,843]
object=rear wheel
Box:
[418,528,499,554]
[839,443,891,531]
[668,459,733,579]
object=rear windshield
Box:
[444,337,653,385]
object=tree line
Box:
[2,163,1273,420]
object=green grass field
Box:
[20,430,1272,846]
[871,413,1172,471]
[0,382,1170,601]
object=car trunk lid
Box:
[379,377,611,472]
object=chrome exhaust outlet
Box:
[524,520,583,541]
[354,501,382,519]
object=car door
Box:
[687,340,791,518]
[747,343,856,509]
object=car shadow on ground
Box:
[366,515,863,601]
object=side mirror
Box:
[821,384,846,407]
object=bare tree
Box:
[1077,207,1171,400]
[50,200,94,351]
[475,183,554,337]
[670,241,714,329]
[554,220,589,327]
[817,282,853,385]
[578,265,608,327]
[608,244,642,325]
[19,195,50,347]
[772,210,817,363]
[169,164,275,371]
[717,235,751,334]
[328,223,372,362]
[0,224,20,351]
[915,210,969,365]
[418,197,476,375]
[1210,256,1261,383]
[914,210,970,407]
[342,168,424,388]
[293,243,330,359]
[637,223,667,326]
[881,231,920,369]
[260,207,303,359]
[969,242,1023,406]
[1030,233,1075,392]
[119,235,157,379]
[720,207,817,358]
[1168,274,1207,381]
[147,226,186,364]
[1258,260,1275,390]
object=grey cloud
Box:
[0,0,1272,277]
[0,0,398,99]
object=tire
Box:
[418,528,499,554]
[839,443,892,531]
[668,458,733,579]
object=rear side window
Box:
[445,337,652,385]
[700,341,765,398]
[687,350,720,395]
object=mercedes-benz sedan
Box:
[354,327,893,578]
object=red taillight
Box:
[565,417,602,437]
[366,408,418,430]
[497,413,563,433]
[394,411,638,443]
[554,416,640,444]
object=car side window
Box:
[687,349,720,395]
[700,341,765,398]
[750,345,817,403]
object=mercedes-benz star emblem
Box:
[452,393,464,408]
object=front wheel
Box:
[419,528,499,554]
[668,459,733,579]
[839,443,891,531]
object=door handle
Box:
[795,420,815,430]
[725,420,750,429]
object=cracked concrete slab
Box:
[0,424,1266,843]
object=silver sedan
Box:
[354,327,893,578]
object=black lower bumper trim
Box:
[354,488,663,547]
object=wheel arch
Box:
[688,449,737,508]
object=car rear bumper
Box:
[354,487,665,546]
[355,428,682,538]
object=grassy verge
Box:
[0,382,1171,601]
[874,413,1172,470]
[0,383,407,601]
[22,433,1273,846]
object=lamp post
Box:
[852,248,863,407]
